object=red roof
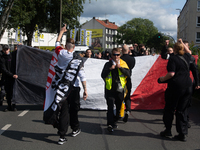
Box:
[96,19,118,29]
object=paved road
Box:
[0,98,200,150]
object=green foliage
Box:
[6,0,88,46]
[115,18,177,54]
[116,18,158,46]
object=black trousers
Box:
[124,77,132,112]
[163,86,192,135]
[105,91,123,126]
[4,81,14,108]
[58,87,80,137]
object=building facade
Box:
[81,17,119,51]
[0,28,66,51]
[177,0,200,46]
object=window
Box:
[106,36,108,41]
[197,17,200,27]
[198,1,200,11]
[106,29,108,34]
[196,32,200,43]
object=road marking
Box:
[18,110,29,117]
[0,124,11,135]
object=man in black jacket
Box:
[101,48,130,132]
[0,45,18,111]
[121,44,136,122]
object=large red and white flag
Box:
[13,46,198,110]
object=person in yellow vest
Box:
[101,48,130,132]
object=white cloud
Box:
[80,0,185,40]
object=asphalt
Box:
[0,98,200,150]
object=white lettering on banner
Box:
[51,103,57,111]
[58,84,69,92]
[65,73,75,81]
[56,95,62,103]
[57,89,65,97]
[71,59,82,64]
[68,69,77,74]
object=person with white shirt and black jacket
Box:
[53,24,88,145]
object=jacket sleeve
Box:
[119,67,130,78]
[101,62,111,79]
[190,56,199,86]
[0,57,13,77]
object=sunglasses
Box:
[112,53,120,56]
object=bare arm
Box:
[159,72,175,82]
[178,38,192,54]
[81,81,88,101]
[56,24,67,42]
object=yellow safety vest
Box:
[105,59,129,90]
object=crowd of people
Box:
[0,23,199,144]
[78,42,154,60]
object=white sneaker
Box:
[58,137,67,145]
[71,128,81,137]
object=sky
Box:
[80,0,187,40]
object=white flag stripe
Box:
[0,124,11,135]
[18,110,29,117]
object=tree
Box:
[116,18,158,46]
[7,0,89,46]
[0,0,15,41]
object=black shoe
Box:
[71,128,81,137]
[0,100,2,106]
[174,134,187,142]
[12,104,17,111]
[187,123,191,128]
[58,137,67,145]
[4,106,12,112]
[160,130,172,137]
[123,114,128,122]
[112,124,118,129]
[107,125,114,132]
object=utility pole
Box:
[60,0,62,31]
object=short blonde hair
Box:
[112,48,120,54]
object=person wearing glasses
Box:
[101,48,130,132]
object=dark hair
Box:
[86,49,91,52]
[3,44,9,50]
[139,44,144,49]
[183,40,189,44]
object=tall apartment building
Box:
[177,0,200,46]
[81,17,119,51]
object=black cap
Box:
[3,44,9,50]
